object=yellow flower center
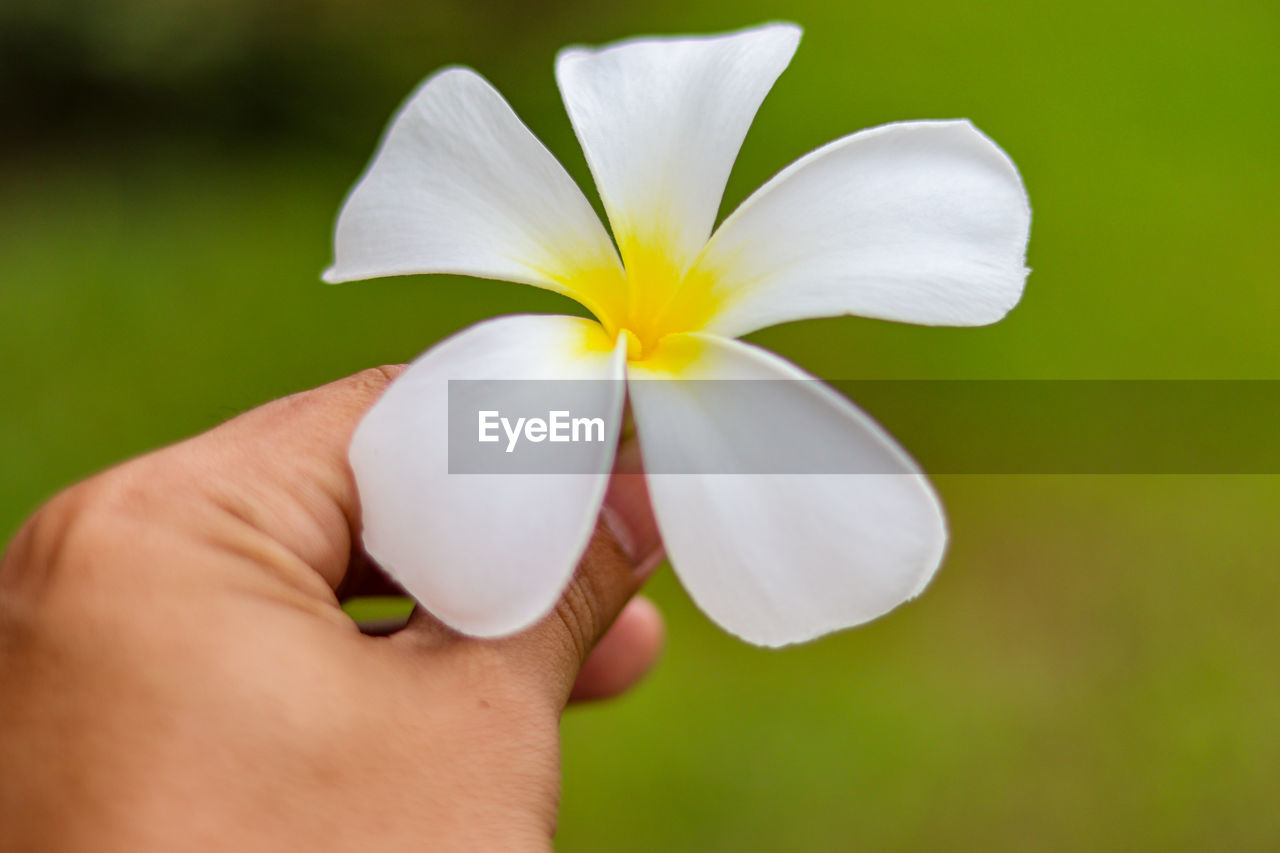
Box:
[556,234,722,366]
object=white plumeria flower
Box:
[324,23,1030,646]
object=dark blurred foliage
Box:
[0,0,591,152]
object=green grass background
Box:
[3,0,1278,849]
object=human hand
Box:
[0,367,664,852]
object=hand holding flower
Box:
[0,368,662,850]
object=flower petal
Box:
[628,333,946,646]
[350,314,626,637]
[324,68,624,322]
[555,23,801,274]
[695,120,1031,337]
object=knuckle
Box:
[10,472,149,581]
[2,490,84,592]
[22,486,101,570]
[547,526,635,665]
[551,570,605,665]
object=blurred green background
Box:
[3,0,1278,849]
